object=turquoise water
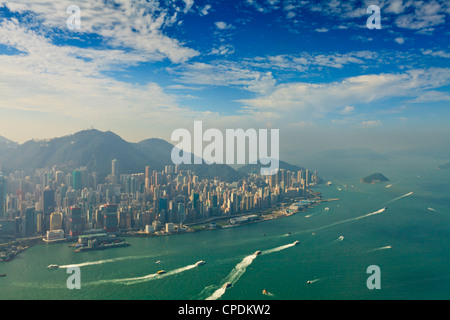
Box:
[1,156,449,300]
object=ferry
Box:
[196,261,206,266]
[47,265,59,270]
[223,282,232,289]
[254,251,262,256]
[157,270,166,275]
[74,241,130,253]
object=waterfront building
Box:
[50,212,63,231]
[69,206,83,236]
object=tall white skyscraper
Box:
[112,159,119,185]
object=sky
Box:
[0,0,449,159]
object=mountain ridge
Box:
[0,129,247,182]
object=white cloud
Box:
[215,21,234,30]
[0,19,206,142]
[315,27,329,33]
[200,4,212,16]
[238,68,450,122]
[360,120,382,128]
[395,37,405,44]
[172,62,277,94]
[0,0,200,63]
[341,106,355,114]
[422,49,450,58]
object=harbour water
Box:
[1,155,449,300]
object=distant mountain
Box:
[0,130,247,182]
[0,136,18,152]
[238,159,304,175]
[136,138,247,182]
[361,173,390,184]
[317,148,391,161]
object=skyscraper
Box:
[43,186,55,231]
[0,172,6,219]
[69,207,82,236]
[112,159,119,185]
[50,212,63,231]
[73,170,82,190]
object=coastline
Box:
[1,189,338,260]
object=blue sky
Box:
[0,0,449,155]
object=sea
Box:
[1,155,449,300]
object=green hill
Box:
[0,130,247,183]
[361,173,390,184]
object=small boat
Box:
[196,261,206,266]
[254,251,262,256]
[294,241,300,245]
[47,265,59,270]
[0,274,6,278]
[156,261,161,264]
[307,281,312,285]
[223,282,232,289]
[262,289,268,295]
[157,270,166,275]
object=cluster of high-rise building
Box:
[0,161,318,240]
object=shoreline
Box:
[1,189,338,259]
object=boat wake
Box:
[369,246,392,252]
[58,255,153,269]
[87,263,199,286]
[206,253,258,300]
[206,241,299,300]
[332,236,344,243]
[385,192,414,205]
[262,241,298,255]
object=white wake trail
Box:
[59,256,152,269]
[206,253,258,300]
[206,241,299,300]
[385,192,414,205]
[369,246,392,252]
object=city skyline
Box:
[0,0,449,154]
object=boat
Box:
[307,281,312,285]
[157,270,166,275]
[294,241,300,245]
[262,289,268,295]
[254,251,262,256]
[74,241,130,253]
[0,274,6,278]
[156,261,161,264]
[196,261,206,266]
[47,265,59,270]
[223,282,232,289]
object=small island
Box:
[361,173,390,184]
[438,162,450,170]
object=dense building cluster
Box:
[0,161,318,240]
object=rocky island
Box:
[361,173,390,184]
